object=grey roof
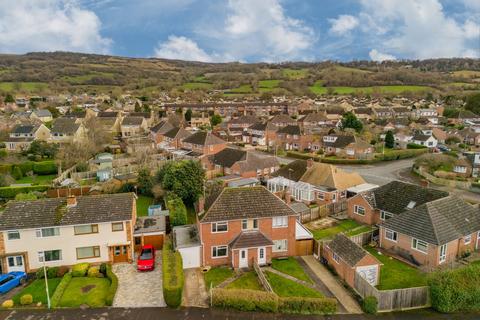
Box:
[51,118,80,134]
[134,215,166,234]
[151,121,175,134]
[11,125,37,134]
[413,133,432,142]
[227,178,259,188]
[277,125,301,135]
[182,131,225,146]
[0,193,135,231]
[271,159,308,182]
[122,116,144,126]
[328,234,373,267]
[129,112,151,118]
[323,135,355,148]
[249,122,267,131]
[98,111,118,118]
[200,186,296,222]
[211,148,246,167]
[229,115,258,125]
[33,109,52,117]
[173,224,200,249]
[164,127,191,140]
[382,196,480,245]
[364,181,448,215]
[229,231,273,249]
[289,202,310,214]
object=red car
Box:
[137,245,155,271]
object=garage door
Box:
[356,265,378,286]
[179,246,201,269]
[143,235,164,250]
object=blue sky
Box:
[0,0,478,62]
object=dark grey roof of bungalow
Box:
[151,121,175,134]
[249,122,267,131]
[182,131,225,146]
[129,112,151,118]
[382,196,480,245]
[271,159,308,182]
[11,124,38,134]
[328,234,374,267]
[163,127,191,140]
[122,116,144,126]
[211,148,247,167]
[0,193,135,231]
[323,135,355,148]
[51,118,80,134]
[270,114,296,124]
[277,125,301,135]
[413,133,432,141]
[98,111,118,118]
[33,109,52,117]
[229,231,273,249]
[229,115,258,125]
[364,181,448,215]
[200,186,296,222]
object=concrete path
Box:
[112,250,166,308]
[182,268,209,308]
[301,256,363,314]
[262,267,317,290]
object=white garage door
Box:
[356,265,379,286]
[179,246,201,269]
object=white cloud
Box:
[369,49,396,61]
[154,35,213,62]
[0,0,112,54]
[329,15,359,35]
[358,0,480,59]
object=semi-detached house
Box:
[0,193,136,273]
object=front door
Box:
[258,247,266,265]
[239,249,248,268]
[112,245,129,263]
[7,255,25,272]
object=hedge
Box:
[33,161,57,175]
[321,157,379,165]
[0,161,57,176]
[212,288,278,313]
[105,264,118,306]
[362,296,378,314]
[162,240,184,308]
[407,143,428,149]
[71,263,90,277]
[166,194,188,227]
[51,272,72,308]
[428,264,480,313]
[0,185,49,198]
[377,148,428,161]
[286,151,321,162]
[278,296,337,315]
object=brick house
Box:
[299,112,330,131]
[269,114,297,128]
[267,159,365,205]
[227,115,258,141]
[242,122,278,147]
[323,234,382,287]
[347,181,448,226]
[162,127,191,150]
[181,131,227,157]
[274,125,312,151]
[380,196,480,268]
[198,186,309,268]
[150,120,176,146]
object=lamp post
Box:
[40,252,51,309]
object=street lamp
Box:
[39,252,51,309]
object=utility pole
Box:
[41,253,50,309]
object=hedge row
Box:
[105,264,118,306]
[0,160,57,176]
[51,272,72,308]
[162,240,184,308]
[212,288,336,315]
[0,185,49,198]
[286,151,321,161]
[429,263,480,313]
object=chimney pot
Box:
[67,195,77,207]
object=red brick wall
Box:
[347,195,377,225]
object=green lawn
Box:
[13,174,56,185]
[282,68,309,79]
[204,267,234,288]
[13,278,62,306]
[365,247,427,290]
[58,277,110,307]
[136,195,154,217]
[345,225,375,237]
[265,271,322,298]
[309,81,433,95]
[182,82,213,90]
[309,219,362,240]
[226,271,264,291]
[0,82,49,92]
[186,206,197,224]
[259,79,281,88]
[227,84,253,93]
[271,258,312,283]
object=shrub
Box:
[0,185,49,198]
[407,143,428,149]
[20,294,33,306]
[51,272,72,308]
[2,300,13,308]
[428,264,480,313]
[278,296,337,315]
[212,288,278,313]
[11,166,23,180]
[162,240,184,308]
[56,266,69,278]
[105,264,118,306]
[18,161,34,175]
[166,194,188,227]
[99,263,107,276]
[36,267,47,279]
[362,296,378,314]
[47,266,59,278]
[87,266,100,278]
[71,262,90,277]
[286,151,320,161]
[33,161,57,175]
[15,192,38,201]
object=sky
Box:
[0,0,479,62]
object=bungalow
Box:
[452,158,472,177]
[411,132,437,148]
[380,196,480,268]
[121,116,148,138]
[181,131,227,157]
[51,118,87,144]
[5,124,51,152]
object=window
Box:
[252,219,258,229]
[76,246,100,259]
[112,222,124,232]
[412,238,428,254]
[273,239,288,252]
[380,211,393,220]
[333,252,340,264]
[38,250,62,262]
[36,227,60,238]
[7,231,20,240]
[464,234,472,245]
[439,244,447,264]
[211,222,228,233]
[74,224,99,235]
[332,193,337,202]
[241,219,248,230]
[317,192,325,200]
[272,216,288,228]
[385,229,397,242]
[212,246,228,258]
[354,205,365,216]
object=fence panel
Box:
[253,262,273,292]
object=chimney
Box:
[197,196,205,214]
[67,195,77,207]
[284,190,291,205]
[307,158,314,168]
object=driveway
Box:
[182,268,209,307]
[112,250,166,308]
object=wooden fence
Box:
[253,262,273,292]
[46,187,92,198]
[300,200,347,223]
[354,271,430,311]
[349,228,378,246]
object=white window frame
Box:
[464,234,472,245]
[38,249,62,262]
[7,230,20,240]
[272,216,288,228]
[332,193,337,202]
[241,219,248,231]
[354,205,365,216]
[272,239,288,252]
[439,244,447,264]
[385,228,397,242]
[211,222,228,233]
[411,238,428,254]
[380,211,393,221]
[333,252,340,264]
[317,192,325,200]
[36,227,60,238]
[212,245,228,258]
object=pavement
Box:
[112,251,166,308]
[301,256,363,314]
[182,268,209,308]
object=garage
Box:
[134,215,166,253]
[356,265,379,286]
[173,225,202,269]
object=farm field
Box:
[0,82,49,92]
[309,81,433,95]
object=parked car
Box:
[438,144,451,152]
[137,245,155,271]
[0,272,27,294]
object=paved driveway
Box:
[182,268,209,307]
[112,250,166,308]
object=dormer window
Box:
[406,201,416,209]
